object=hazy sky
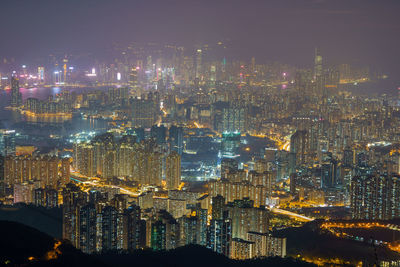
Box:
[1,0,399,77]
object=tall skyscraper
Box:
[38,67,45,84]
[62,183,87,248]
[150,125,166,145]
[0,129,16,156]
[169,126,183,155]
[166,151,181,190]
[195,49,202,79]
[63,58,68,84]
[151,220,166,251]
[46,189,58,208]
[221,132,241,158]
[131,98,157,128]
[351,174,400,220]
[10,76,22,107]
[74,143,95,177]
[79,203,97,254]
[314,47,323,79]
[222,102,247,133]
[221,158,238,178]
[123,205,142,251]
[129,67,138,89]
[290,130,309,167]
[101,205,118,251]
[208,211,231,257]
[34,188,45,206]
[211,195,225,220]
[227,199,269,240]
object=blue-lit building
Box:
[151,125,166,145]
[221,131,241,158]
[79,204,97,254]
[151,220,166,251]
[101,206,118,251]
[0,129,16,156]
[169,125,183,155]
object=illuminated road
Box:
[70,172,139,197]
[270,207,314,222]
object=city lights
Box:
[0,1,399,266]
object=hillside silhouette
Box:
[0,220,314,267]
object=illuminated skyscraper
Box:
[60,158,71,187]
[74,143,95,177]
[227,199,269,240]
[166,151,181,190]
[0,129,16,156]
[169,126,183,155]
[135,148,162,186]
[129,67,138,89]
[46,189,58,208]
[79,203,97,254]
[38,67,45,84]
[10,76,22,107]
[208,217,231,256]
[230,238,254,260]
[221,132,241,158]
[150,125,166,145]
[13,182,34,204]
[210,65,216,85]
[151,220,166,251]
[131,98,157,128]
[314,47,323,79]
[101,205,118,251]
[195,49,202,79]
[211,195,225,220]
[351,174,400,220]
[290,130,309,166]
[62,183,87,248]
[63,58,68,84]
[117,135,136,178]
[123,205,142,250]
[221,158,238,178]
[222,102,247,133]
[34,188,45,206]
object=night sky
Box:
[1,0,400,78]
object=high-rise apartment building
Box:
[166,152,181,190]
[10,76,22,107]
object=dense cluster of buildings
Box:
[1,154,70,204]
[62,183,285,259]
[73,132,181,187]
[1,43,399,263]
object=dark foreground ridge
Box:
[274,221,400,265]
[0,204,62,238]
[0,220,314,267]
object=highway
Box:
[269,207,314,222]
[70,172,140,197]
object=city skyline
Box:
[1,1,400,266]
[0,0,400,80]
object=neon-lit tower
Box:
[38,67,45,84]
[63,58,68,84]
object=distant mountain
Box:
[0,220,314,267]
